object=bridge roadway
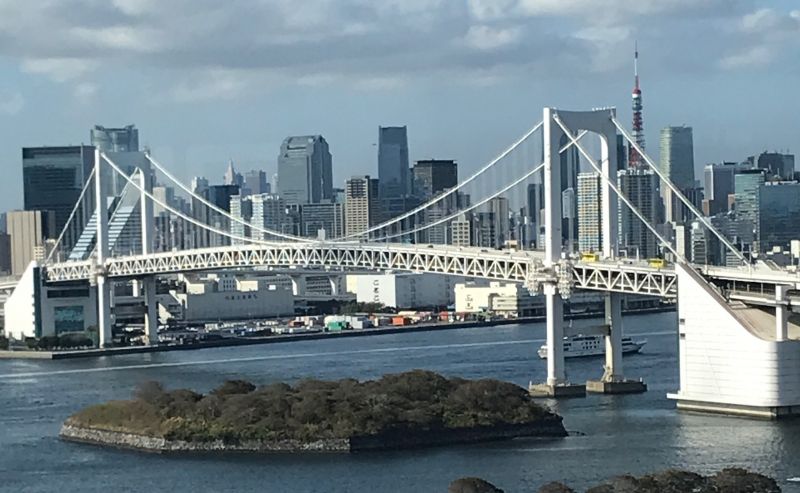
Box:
[42,241,799,302]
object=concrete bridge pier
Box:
[96,275,112,348]
[290,275,306,297]
[530,283,586,397]
[586,292,647,394]
[143,276,158,346]
[776,285,789,341]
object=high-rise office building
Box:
[90,125,138,153]
[7,210,56,275]
[300,202,344,239]
[277,135,333,205]
[412,160,457,199]
[755,152,795,180]
[703,162,750,216]
[733,169,765,252]
[526,182,544,249]
[759,182,800,252]
[378,126,409,198]
[659,126,695,190]
[345,176,380,238]
[474,197,509,249]
[577,172,602,252]
[251,194,292,240]
[618,168,659,258]
[229,195,253,244]
[659,126,695,224]
[22,145,95,247]
[559,134,580,251]
[243,170,269,196]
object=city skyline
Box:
[0,1,798,213]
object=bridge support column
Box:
[328,276,341,297]
[529,284,585,398]
[97,276,112,348]
[144,276,158,346]
[290,275,306,297]
[776,285,789,342]
[587,293,647,394]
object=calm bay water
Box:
[2,311,800,492]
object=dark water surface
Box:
[2,311,800,492]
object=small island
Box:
[60,370,567,453]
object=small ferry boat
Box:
[537,335,646,359]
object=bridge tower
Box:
[530,107,645,397]
[94,148,113,347]
[138,165,158,346]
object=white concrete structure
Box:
[4,262,98,340]
[351,272,462,309]
[668,264,800,417]
[174,283,294,321]
[454,281,538,317]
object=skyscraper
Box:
[412,160,457,199]
[22,145,95,245]
[618,168,659,258]
[526,182,544,249]
[251,194,292,239]
[577,172,602,252]
[90,125,138,153]
[659,126,695,224]
[243,170,269,196]
[703,162,750,216]
[229,195,253,244]
[733,169,765,252]
[277,135,333,205]
[378,126,409,198]
[755,152,795,180]
[345,176,379,238]
[300,203,344,239]
[474,197,509,249]
[759,182,800,252]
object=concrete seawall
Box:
[4,305,674,360]
[60,417,566,453]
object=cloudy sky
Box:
[0,0,798,212]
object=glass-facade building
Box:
[277,135,333,205]
[733,169,765,251]
[412,160,457,200]
[22,145,95,247]
[759,183,800,252]
[378,126,410,199]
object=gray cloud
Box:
[0,0,795,101]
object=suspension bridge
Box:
[6,107,800,418]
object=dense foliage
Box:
[452,468,781,493]
[67,370,553,443]
[0,335,8,350]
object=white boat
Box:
[537,334,646,359]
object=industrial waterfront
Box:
[3,311,800,493]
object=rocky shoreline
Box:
[60,417,566,453]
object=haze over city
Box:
[0,0,798,214]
